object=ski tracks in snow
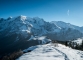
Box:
[52,47,69,60]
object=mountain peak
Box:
[17,15,27,21]
[7,16,12,20]
[20,15,27,20]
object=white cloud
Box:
[67,9,69,16]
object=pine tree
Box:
[69,41,72,48]
[72,42,74,49]
[81,40,83,48]
[65,41,68,46]
[81,40,83,50]
[75,43,78,49]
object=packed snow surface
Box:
[17,43,83,60]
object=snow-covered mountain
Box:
[51,21,83,33]
[0,15,60,38]
[49,21,83,40]
[0,15,83,41]
[0,15,83,55]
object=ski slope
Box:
[17,43,83,60]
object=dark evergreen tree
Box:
[75,43,78,49]
[69,41,72,48]
[65,41,68,46]
[81,40,83,48]
[72,42,75,48]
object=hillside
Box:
[17,43,83,60]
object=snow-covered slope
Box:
[17,43,83,60]
[28,36,51,44]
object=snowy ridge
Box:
[17,43,83,60]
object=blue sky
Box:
[0,0,83,26]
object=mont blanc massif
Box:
[0,15,83,60]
